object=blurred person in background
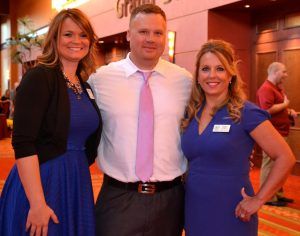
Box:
[257,62,297,207]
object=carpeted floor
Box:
[258,205,300,235]
[1,137,300,235]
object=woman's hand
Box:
[235,188,264,222]
[16,156,59,235]
[26,203,59,236]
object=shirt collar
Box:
[124,53,168,79]
[266,79,281,92]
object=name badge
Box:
[212,124,231,133]
[86,88,95,100]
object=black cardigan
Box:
[12,65,102,165]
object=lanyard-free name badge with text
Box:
[212,124,231,133]
[86,88,95,100]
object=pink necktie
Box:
[136,71,154,182]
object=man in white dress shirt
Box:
[88,4,192,236]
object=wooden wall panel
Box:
[288,126,300,175]
[282,49,300,111]
[256,52,277,89]
[284,12,300,29]
[252,52,277,168]
[282,49,300,173]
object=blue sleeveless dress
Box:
[181,102,269,236]
[0,89,99,235]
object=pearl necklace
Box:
[63,72,83,100]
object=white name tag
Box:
[212,124,231,133]
[86,88,95,100]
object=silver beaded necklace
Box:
[62,72,83,100]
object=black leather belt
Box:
[104,174,183,194]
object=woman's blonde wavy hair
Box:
[181,39,247,131]
[37,8,97,81]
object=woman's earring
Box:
[228,80,232,90]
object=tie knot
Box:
[140,71,152,82]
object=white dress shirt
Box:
[88,53,192,182]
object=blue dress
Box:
[0,89,98,235]
[181,102,269,236]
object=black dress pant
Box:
[95,178,184,236]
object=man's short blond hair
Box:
[267,62,285,75]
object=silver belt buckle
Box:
[138,183,156,194]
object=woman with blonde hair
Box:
[181,39,295,236]
[0,8,102,236]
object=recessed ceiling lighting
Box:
[98,40,104,43]
[244,4,250,8]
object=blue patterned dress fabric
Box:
[0,89,99,235]
[181,101,269,236]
